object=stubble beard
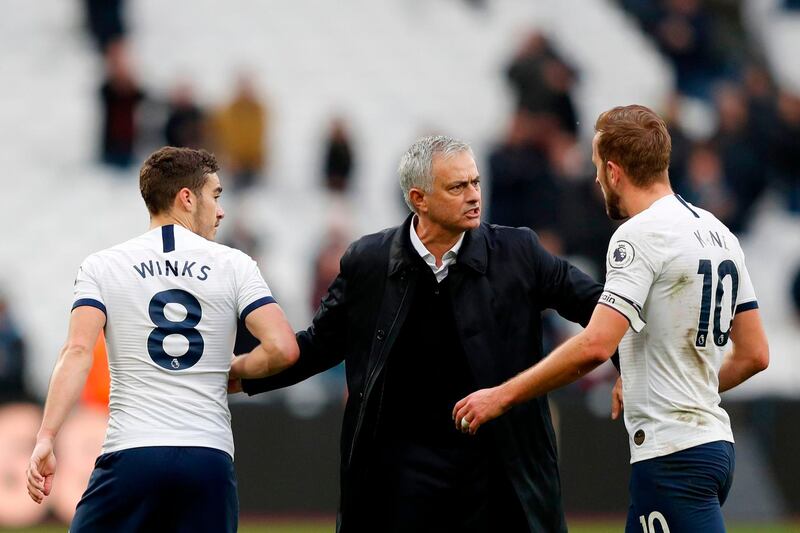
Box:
[605,188,627,221]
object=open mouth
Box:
[465,207,481,217]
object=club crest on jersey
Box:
[609,240,635,269]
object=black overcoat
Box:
[243,214,604,532]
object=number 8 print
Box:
[147,289,204,370]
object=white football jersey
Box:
[600,195,757,463]
[73,224,275,458]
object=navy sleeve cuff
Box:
[72,298,107,316]
[240,296,277,321]
[735,301,759,314]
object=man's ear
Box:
[607,161,621,187]
[409,188,427,214]
[175,187,195,213]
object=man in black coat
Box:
[241,135,604,532]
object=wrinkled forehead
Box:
[432,150,478,183]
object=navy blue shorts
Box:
[626,440,735,533]
[70,446,238,533]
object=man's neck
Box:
[624,181,673,218]
[414,216,463,268]
[150,213,192,232]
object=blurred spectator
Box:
[99,40,145,168]
[505,31,578,134]
[791,265,800,316]
[683,142,736,225]
[653,0,719,98]
[619,0,663,32]
[488,111,561,233]
[212,74,268,190]
[322,117,355,192]
[164,82,206,149]
[223,218,261,259]
[84,0,126,52]
[545,129,617,276]
[769,91,800,213]
[310,228,350,312]
[711,82,766,232]
[0,293,29,403]
[661,93,692,194]
[743,62,777,146]
[309,228,350,403]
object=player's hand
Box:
[229,355,245,380]
[452,386,510,435]
[26,439,56,504]
[611,376,624,420]
[228,378,243,394]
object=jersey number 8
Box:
[147,289,204,370]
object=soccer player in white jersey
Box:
[26,147,299,532]
[453,105,769,532]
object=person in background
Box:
[99,39,145,168]
[212,74,268,190]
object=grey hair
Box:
[398,135,473,212]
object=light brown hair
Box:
[594,104,671,187]
[139,147,219,215]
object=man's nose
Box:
[468,183,480,201]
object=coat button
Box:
[359,392,364,399]
[376,329,386,341]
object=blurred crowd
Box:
[6,0,800,406]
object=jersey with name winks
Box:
[72,224,274,458]
[599,195,757,463]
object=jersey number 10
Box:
[695,259,739,348]
[147,289,205,370]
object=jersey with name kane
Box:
[600,195,757,463]
[73,224,274,458]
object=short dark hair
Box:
[139,147,219,215]
[595,104,671,187]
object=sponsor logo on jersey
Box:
[633,429,645,446]
[610,240,635,269]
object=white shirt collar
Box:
[409,215,464,281]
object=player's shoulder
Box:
[610,212,661,244]
[200,238,255,268]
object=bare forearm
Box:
[38,347,94,441]
[231,342,297,379]
[502,333,607,408]
[718,348,765,393]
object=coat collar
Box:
[388,213,487,277]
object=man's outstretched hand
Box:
[452,386,510,435]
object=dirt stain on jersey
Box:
[668,274,691,299]
[674,408,708,427]
[683,328,707,374]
